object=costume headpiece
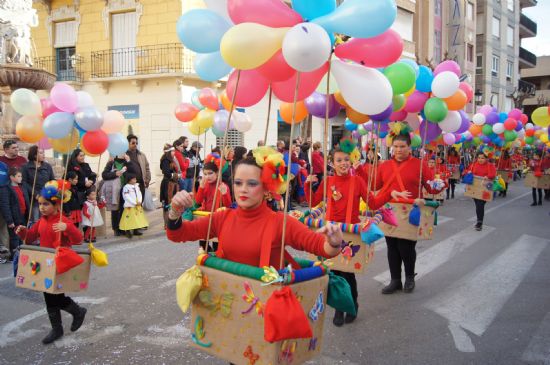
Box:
[40,180,72,204]
[338,137,361,164]
[252,147,287,194]
[204,153,221,169]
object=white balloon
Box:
[463,131,472,139]
[472,113,486,126]
[76,91,94,108]
[204,0,233,23]
[492,122,505,134]
[431,71,460,98]
[233,111,252,132]
[213,110,235,131]
[517,129,525,138]
[75,107,104,131]
[439,111,461,133]
[282,23,331,73]
[331,59,393,115]
[525,123,534,130]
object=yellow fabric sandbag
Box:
[176,265,203,314]
[89,243,109,267]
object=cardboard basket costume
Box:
[422,187,445,200]
[464,176,494,202]
[377,200,439,241]
[15,245,91,294]
[179,254,337,365]
[524,172,550,189]
[497,170,512,183]
[448,164,460,180]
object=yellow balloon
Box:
[221,23,289,70]
[195,109,215,129]
[404,84,416,97]
[16,115,44,143]
[540,134,549,143]
[49,129,79,153]
[532,106,550,127]
[187,120,208,136]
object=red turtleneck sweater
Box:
[447,155,460,165]
[466,162,497,179]
[377,156,436,199]
[167,203,332,269]
[17,213,83,248]
[195,181,232,211]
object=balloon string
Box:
[322,55,333,223]
[205,70,241,246]
[279,71,301,270]
[367,123,381,211]
[191,133,200,195]
[418,121,429,197]
[86,154,103,243]
[23,160,40,243]
[57,129,76,244]
[263,86,273,144]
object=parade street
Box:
[0,182,549,365]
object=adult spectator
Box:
[311,141,324,182]
[126,134,151,197]
[0,140,27,169]
[184,141,202,192]
[160,144,180,224]
[67,149,97,205]
[173,139,189,191]
[21,146,55,222]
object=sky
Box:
[521,1,550,56]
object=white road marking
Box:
[467,191,531,222]
[373,226,495,283]
[305,356,360,365]
[425,235,547,353]
[0,276,12,283]
[522,311,550,363]
[134,322,190,348]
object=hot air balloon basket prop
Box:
[497,170,512,183]
[448,164,461,180]
[464,176,494,202]
[422,187,446,201]
[377,200,439,241]
[524,172,550,190]
[177,254,337,365]
[15,245,91,294]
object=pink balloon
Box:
[443,133,456,145]
[458,82,473,103]
[199,88,219,110]
[50,82,78,113]
[40,97,62,118]
[226,69,269,107]
[334,29,403,68]
[434,60,461,76]
[272,62,328,103]
[405,113,420,130]
[256,50,296,82]
[479,104,493,116]
[228,0,303,27]
[404,90,429,113]
[508,108,522,121]
[37,136,52,150]
[390,110,407,121]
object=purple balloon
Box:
[481,136,491,143]
[514,122,523,132]
[363,121,374,131]
[304,92,341,118]
[373,121,390,133]
[485,112,499,125]
[419,119,442,142]
[370,104,393,121]
[456,110,470,133]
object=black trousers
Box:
[446,179,457,198]
[473,198,486,224]
[332,270,357,311]
[532,188,543,203]
[44,292,71,310]
[386,237,417,280]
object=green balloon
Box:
[384,63,416,95]
[411,134,422,148]
[472,137,482,145]
[525,136,535,145]
[424,97,448,122]
[503,130,517,142]
[392,94,406,111]
[482,124,493,136]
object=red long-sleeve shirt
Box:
[447,155,460,165]
[195,181,232,211]
[311,151,324,174]
[17,213,83,248]
[529,159,543,174]
[174,151,189,174]
[542,157,550,170]
[356,163,381,190]
[498,157,512,170]
[466,162,497,179]
[166,203,332,269]
[377,156,436,199]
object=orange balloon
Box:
[444,89,468,111]
[16,115,44,143]
[334,91,349,108]
[280,101,308,124]
[220,91,235,112]
[469,124,482,136]
[346,107,370,124]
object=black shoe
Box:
[403,276,416,293]
[381,280,403,294]
[538,201,543,206]
[344,303,358,324]
[530,202,537,206]
[125,231,133,239]
[475,222,482,231]
[451,194,455,199]
[42,309,63,345]
[133,230,143,236]
[63,300,87,332]
[114,230,123,236]
[332,310,345,327]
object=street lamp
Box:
[474,89,483,113]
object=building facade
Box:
[521,56,550,120]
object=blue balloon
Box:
[379,131,388,138]
[292,0,336,21]
[75,106,103,131]
[499,112,508,123]
[194,51,232,82]
[416,65,433,92]
[312,0,396,38]
[399,59,419,77]
[211,125,225,138]
[176,10,230,53]
[43,112,74,139]
[345,119,358,131]
[0,162,8,186]
[108,133,129,156]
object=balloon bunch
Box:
[174,87,252,137]
[11,84,128,156]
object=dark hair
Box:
[234,156,261,174]
[124,172,137,182]
[173,139,183,148]
[3,140,16,150]
[211,146,221,154]
[476,151,486,157]
[534,151,543,158]
[391,133,411,146]
[233,146,248,163]
[180,136,188,143]
[449,148,458,156]
[127,134,138,143]
[8,166,20,177]
[203,162,219,173]
[66,171,78,180]
[27,145,39,162]
[85,186,97,197]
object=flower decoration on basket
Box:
[41,180,72,203]
[253,147,287,194]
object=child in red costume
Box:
[528,151,544,206]
[81,187,106,242]
[426,157,448,203]
[464,152,496,230]
[497,150,512,197]
[15,180,86,345]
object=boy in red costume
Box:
[464,152,496,230]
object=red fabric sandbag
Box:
[263,286,312,342]
[55,247,84,274]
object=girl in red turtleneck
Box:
[465,152,496,231]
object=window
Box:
[507,26,514,47]
[505,97,513,111]
[390,8,414,42]
[112,11,138,76]
[507,0,514,11]
[492,55,499,76]
[476,55,483,74]
[216,129,244,148]
[467,2,474,20]
[56,47,76,81]
[434,0,442,15]
[492,17,500,38]
[467,44,474,63]
[506,60,513,79]
[491,93,499,108]
[434,30,442,64]
[54,20,77,48]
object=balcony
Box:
[519,13,537,38]
[519,47,537,69]
[519,0,537,8]
[33,55,84,83]
[90,43,195,81]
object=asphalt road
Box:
[0,181,549,365]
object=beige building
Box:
[521,56,550,119]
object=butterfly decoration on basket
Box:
[241,281,263,317]
[309,291,325,321]
[198,290,234,318]
[243,345,260,365]
[260,266,283,286]
[340,241,360,262]
[279,340,297,364]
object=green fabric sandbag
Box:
[327,271,356,316]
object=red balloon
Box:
[334,29,403,68]
[503,118,517,131]
[272,62,329,103]
[256,50,296,82]
[525,129,535,137]
[198,88,219,111]
[226,69,269,107]
[175,102,199,122]
[520,113,529,124]
[458,82,473,103]
[82,130,108,155]
[228,0,303,27]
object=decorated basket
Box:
[464,176,494,202]
[15,245,91,294]
[497,170,512,183]
[181,255,333,365]
[448,164,460,180]
[377,200,439,241]
[524,172,550,189]
[422,187,446,201]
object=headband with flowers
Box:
[40,180,72,204]
[204,153,221,169]
[338,137,361,164]
[252,147,287,194]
